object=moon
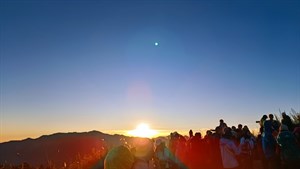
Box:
[154,42,159,46]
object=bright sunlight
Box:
[127,123,158,138]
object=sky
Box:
[1,0,300,142]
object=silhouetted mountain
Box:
[0,130,142,167]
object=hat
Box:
[104,145,134,169]
[155,139,162,146]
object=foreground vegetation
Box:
[0,148,106,169]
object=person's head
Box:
[262,115,268,120]
[173,132,179,139]
[195,132,202,139]
[269,114,274,120]
[232,126,237,131]
[189,129,193,137]
[220,119,224,124]
[206,130,213,136]
[282,112,287,118]
[238,124,243,129]
[243,125,249,131]
[170,132,174,139]
[242,129,251,139]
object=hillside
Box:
[0,131,141,167]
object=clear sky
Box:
[1,0,299,142]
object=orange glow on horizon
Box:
[127,123,158,138]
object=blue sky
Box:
[1,0,299,142]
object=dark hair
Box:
[282,112,287,117]
[195,132,202,138]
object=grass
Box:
[0,148,106,169]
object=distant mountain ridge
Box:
[0,130,141,167]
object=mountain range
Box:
[0,130,145,167]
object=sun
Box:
[127,123,158,138]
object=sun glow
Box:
[127,123,158,138]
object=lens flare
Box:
[127,123,158,138]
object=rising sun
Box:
[127,123,158,138]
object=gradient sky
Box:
[1,0,300,142]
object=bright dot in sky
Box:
[127,123,158,138]
[154,42,159,46]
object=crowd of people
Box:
[104,113,300,169]
[258,113,300,169]
[152,120,256,169]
